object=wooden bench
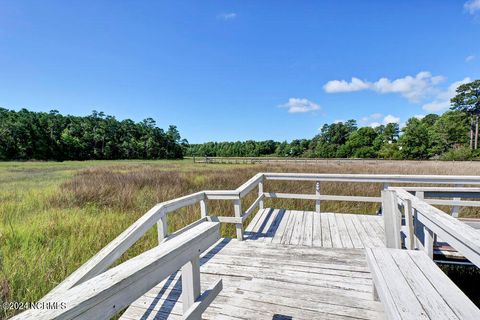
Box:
[366,247,480,320]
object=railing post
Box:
[315,181,321,213]
[182,255,201,318]
[234,198,244,240]
[157,213,168,243]
[404,199,414,250]
[200,199,208,218]
[381,190,401,249]
[258,176,264,210]
[451,184,463,218]
[424,227,434,259]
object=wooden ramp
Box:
[121,209,385,319]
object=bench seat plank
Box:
[366,247,480,320]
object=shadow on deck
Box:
[120,209,385,320]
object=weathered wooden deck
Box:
[121,209,386,319]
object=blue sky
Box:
[1,1,480,143]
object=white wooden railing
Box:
[14,222,222,320]
[15,173,480,319]
[383,187,480,267]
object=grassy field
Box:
[1,159,480,318]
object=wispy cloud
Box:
[217,12,237,20]
[465,0,480,14]
[360,113,400,127]
[422,77,472,112]
[323,71,445,103]
[383,114,400,124]
[466,55,476,62]
[279,98,321,113]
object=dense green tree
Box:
[451,80,480,149]
[0,108,185,160]
[399,118,430,159]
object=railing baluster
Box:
[157,214,168,244]
[234,198,244,240]
[404,199,414,250]
[424,227,434,259]
[200,199,208,218]
[315,181,321,213]
[258,177,264,210]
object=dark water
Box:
[439,264,480,307]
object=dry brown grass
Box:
[53,160,480,233]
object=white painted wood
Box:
[320,212,333,248]
[382,190,401,249]
[271,209,291,244]
[367,247,480,320]
[312,211,323,247]
[289,210,305,245]
[200,199,207,218]
[242,194,265,221]
[302,211,314,246]
[342,214,364,248]
[403,199,414,250]
[258,178,264,210]
[233,198,244,241]
[181,255,201,315]
[409,250,480,320]
[15,222,220,320]
[263,172,480,185]
[157,214,168,243]
[183,279,223,320]
[365,247,429,320]
[395,188,480,267]
[264,192,381,203]
[315,181,321,213]
[423,226,434,259]
[326,212,343,248]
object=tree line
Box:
[0,108,187,160]
[187,80,480,160]
[186,110,471,160]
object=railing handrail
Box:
[15,222,221,320]
[385,188,480,267]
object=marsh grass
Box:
[1,159,480,318]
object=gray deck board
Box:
[121,209,386,319]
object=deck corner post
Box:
[181,255,201,316]
[157,212,168,244]
[315,181,321,213]
[234,198,244,240]
[258,177,264,210]
[381,190,401,249]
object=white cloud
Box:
[465,0,480,14]
[370,112,383,119]
[466,55,476,62]
[383,114,400,124]
[323,71,445,102]
[360,113,384,126]
[422,77,472,112]
[323,77,370,93]
[413,114,425,119]
[217,12,237,20]
[333,119,345,123]
[279,98,321,113]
